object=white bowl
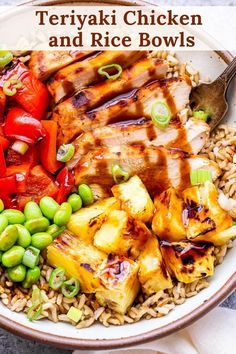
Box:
[0,1,235,350]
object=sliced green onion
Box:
[0,50,13,69]
[98,64,122,80]
[22,246,40,269]
[111,164,129,184]
[233,154,236,163]
[49,267,65,290]
[190,169,212,186]
[61,278,80,298]
[151,101,171,129]
[193,110,209,122]
[27,288,42,321]
[57,144,75,163]
[3,79,23,96]
[67,306,82,323]
[11,140,29,155]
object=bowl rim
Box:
[0,0,235,350]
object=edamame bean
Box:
[67,194,82,212]
[31,232,53,250]
[7,264,26,282]
[54,203,72,227]
[24,202,42,221]
[0,199,4,212]
[78,184,94,206]
[22,266,41,289]
[0,214,8,233]
[16,225,31,248]
[2,209,25,225]
[25,217,50,234]
[2,245,25,268]
[40,197,59,220]
[47,224,65,239]
[0,225,18,251]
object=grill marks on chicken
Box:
[53,58,169,144]
[68,117,209,168]
[48,51,146,103]
[74,145,221,196]
[54,75,191,144]
[28,50,92,81]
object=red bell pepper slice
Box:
[56,167,74,204]
[0,60,49,119]
[4,107,46,144]
[6,145,39,167]
[0,174,17,209]
[0,88,6,124]
[17,165,59,209]
[0,136,10,151]
[0,144,6,177]
[39,120,62,174]
[6,164,30,193]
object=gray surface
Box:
[0,0,236,352]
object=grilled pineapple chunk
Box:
[67,197,120,243]
[47,231,106,293]
[138,236,173,295]
[152,187,186,241]
[183,181,233,245]
[160,240,215,283]
[111,175,154,223]
[96,255,140,314]
[94,210,151,258]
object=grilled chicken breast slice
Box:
[75,146,221,196]
[28,51,92,81]
[68,117,209,168]
[48,51,146,103]
[55,75,191,144]
[54,57,168,144]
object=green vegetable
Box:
[78,184,94,206]
[111,164,129,184]
[98,64,122,80]
[49,267,65,290]
[61,278,80,298]
[40,197,59,220]
[7,264,26,282]
[25,217,50,234]
[190,169,212,186]
[24,202,42,221]
[0,214,8,233]
[22,266,41,289]
[16,225,31,248]
[27,288,42,321]
[22,246,40,269]
[0,199,4,212]
[2,209,25,225]
[193,110,209,122]
[47,224,65,240]
[67,193,82,212]
[0,251,3,263]
[54,202,72,227]
[11,140,29,155]
[0,50,13,69]
[67,306,82,323]
[2,245,25,268]
[57,144,75,163]
[151,101,171,129]
[31,232,52,250]
[3,79,23,96]
[0,225,18,251]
